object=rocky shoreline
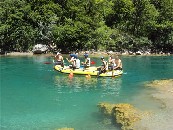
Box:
[135,79,173,130]
[56,79,173,130]
[97,79,173,130]
[0,51,172,57]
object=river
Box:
[1,55,173,130]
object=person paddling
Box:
[66,54,80,69]
[107,52,115,70]
[54,52,64,67]
[114,56,122,70]
[97,57,108,76]
[66,54,76,69]
[81,53,90,69]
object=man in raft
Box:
[113,56,123,70]
[54,52,64,67]
[81,53,91,69]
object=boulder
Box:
[32,44,48,54]
[113,104,141,130]
[98,102,141,130]
[97,102,115,116]
[135,51,143,55]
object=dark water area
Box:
[0,55,173,130]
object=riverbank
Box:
[1,52,54,57]
[135,79,173,130]
[3,52,34,56]
[1,51,172,57]
[97,79,173,130]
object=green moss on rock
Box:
[98,102,141,130]
[113,104,141,130]
[98,102,116,116]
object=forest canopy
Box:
[0,0,173,53]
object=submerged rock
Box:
[98,79,173,130]
[98,102,142,130]
[137,79,173,130]
[98,102,115,116]
[146,79,173,89]
[113,104,141,130]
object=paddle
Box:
[44,62,52,64]
[91,61,96,64]
[44,59,55,64]
[112,69,114,77]
[45,60,64,65]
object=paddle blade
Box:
[69,72,74,79]
[91,61,96,64]
[44,62,52,64]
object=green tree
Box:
[130,0,159,36]
[105,0,134,31]
[52,0,111,51]
[0,0,35,51]
[148,0,173,52]
[0,0,172,53]
[28,0,62,44]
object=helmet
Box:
[70,54,78,59]
[101,57,104,60]
[74,54,78,59]
[84,54,88,57]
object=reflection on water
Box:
[52,74,123,130]
[53,74,122,97]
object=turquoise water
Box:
[1,55,173,130]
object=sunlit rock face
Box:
[32,44,48,54]
[98,102,141,130]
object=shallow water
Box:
[1,55,173,130]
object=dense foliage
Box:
[0,0,173,53]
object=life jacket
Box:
[86,58,90,67]
[102,60,108,70]
[76,59,80,68]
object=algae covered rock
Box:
[113,103,141,130]
[145,79,173,89]
[98,102,141,130]
[97,102,116,116]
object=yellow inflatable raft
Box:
[54,65,123,77]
